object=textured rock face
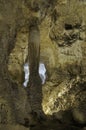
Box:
[42,1,86,124]
[0,0,86,127]
[0,0,34,125]
[8,27,29,85]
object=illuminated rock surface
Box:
[0,0,86,129]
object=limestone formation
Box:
[0,0,86,129]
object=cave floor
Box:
[0,120,84,130]
[0,124,29,130]
[30,119,83,130]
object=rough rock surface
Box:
[0,0,86,129]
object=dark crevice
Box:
[65,24,73,30]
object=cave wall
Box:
[0,0,31,124]
[0,0,86,126]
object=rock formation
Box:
[0,0,86,129]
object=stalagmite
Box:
[28,17,45,123]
